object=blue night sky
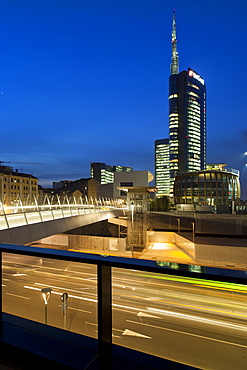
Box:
[1,1,247,198]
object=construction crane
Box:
[0,161,45,165]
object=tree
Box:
[150,196,170,212]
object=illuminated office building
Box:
[168,11,206,195]
[173,168,240,207]
[155,139,170,196]
[90,162,133,184]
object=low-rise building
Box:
[41,178,97,200]
[0,166,38,204]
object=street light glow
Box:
[41,287,52,305]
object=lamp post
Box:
[61,292,68,330]
[41,287,52,325]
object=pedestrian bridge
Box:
[0,196,125,245]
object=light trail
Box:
[34,282,96,296]
[67,306,92,314]
[142,272,247,292]
[116,291,247,318]
[5,292,30,300]
[126,320,247,348]
[147,307,247,331]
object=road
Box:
[2,253,247,369]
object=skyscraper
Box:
[155,138,170,196]
[168,11,206,194]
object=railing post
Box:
[78,196,84,214]
[19,196,28,225]
[48,195,55,219]
[34,194,43,222]
[2,202,10,229]
[97,264,112,352]
[66,195,72,216]
[85,196,91,213]
[177,218,180,234]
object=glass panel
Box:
[2,253,97,338]
[112,267,247,369]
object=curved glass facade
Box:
[174,170,240,206]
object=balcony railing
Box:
[1,243,247,369]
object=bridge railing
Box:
[0,194,126,230]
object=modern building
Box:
[90,162,133,185]
[155,138,170,197]
[0,165,38,204]
[173,168,240,209]
[97,171,154,199]
[168,11,206,195]
[113,170,154,199]
[206,163,226,171]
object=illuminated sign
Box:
[188,69,204,85]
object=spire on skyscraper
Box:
[170,9,179,75]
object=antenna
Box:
[170,9,179,75]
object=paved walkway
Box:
[139,242,195,263]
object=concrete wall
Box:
[195,215,247,236]
[173,233,196,259]
[40,234,68,246]
[40,233,126,252]
[147,230,247,267]
[195,244,247,267]
[147,231,195,260]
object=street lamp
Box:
[41,287,52,325]
[61,292,68,330]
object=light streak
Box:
[126,320,247,348]
[5,292,30,300]
[147,307,247,331]
[134,272,247,293]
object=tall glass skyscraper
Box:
[168,11,206,194]
[155,138,170,196]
